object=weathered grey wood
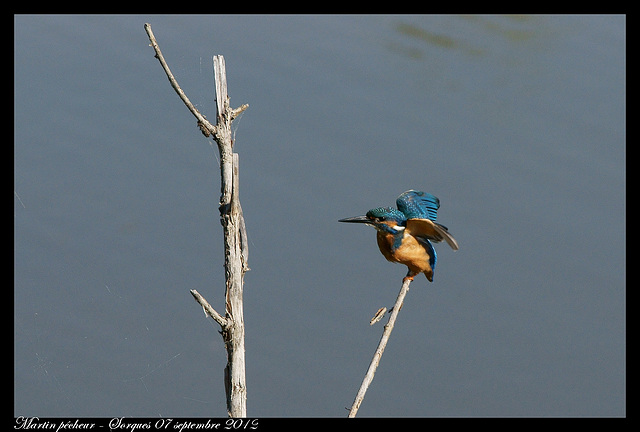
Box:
[348,278,412,417]
[220,150,247,417]
[144,24,248,418]
[190,289,228,327]
[144,23,217,138]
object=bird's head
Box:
[339,207,407,235]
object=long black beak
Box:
[338,215,371,224]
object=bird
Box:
[339,190,458,282]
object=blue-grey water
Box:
[14,15,625,417]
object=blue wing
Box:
[398,190,459,250]
[396,190,440,221]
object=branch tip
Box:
[231,104,249,120]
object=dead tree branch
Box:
[144,23,249,418]
[348,278,413,417]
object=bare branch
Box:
[144,23,217,137]
[145,24,248,418]
[231,104,250,121]
[369,307,387,325]
[348,278,413,417]
[190,289,228,328]
[211,55,248,418]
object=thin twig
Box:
[144,23,217,137]
[348,278,412,417]
[190,289,228,327]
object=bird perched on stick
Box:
[339,190,458,282]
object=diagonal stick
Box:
[348,277,412,417]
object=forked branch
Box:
[145,23,249,418]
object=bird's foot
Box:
[402,274,415,283]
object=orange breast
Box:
[376,231,433,280]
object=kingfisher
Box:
[339,190,458,282]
